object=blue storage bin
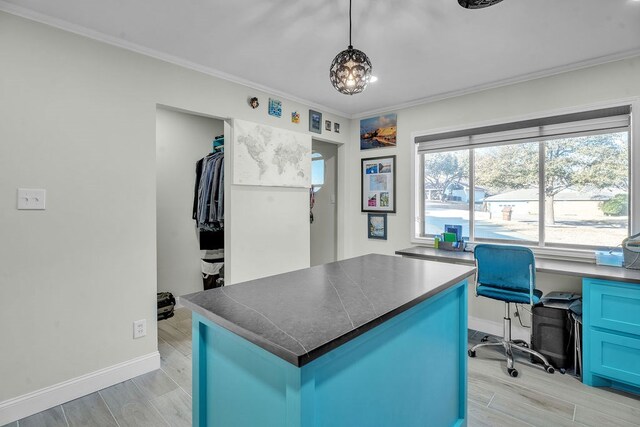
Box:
[594,251,624,267]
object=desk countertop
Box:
[180,254,476,367]
[395,246,640,284]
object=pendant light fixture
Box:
[329,0,372,95]
[458,0,504,9]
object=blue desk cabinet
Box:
[583,278,640,393]
[191,280,468,427]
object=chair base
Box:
[469,303,555,377]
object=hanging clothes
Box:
[195,151,224,227]
[194,147,224,250]
[192,157,204,220]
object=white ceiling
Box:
[2,0,640,117]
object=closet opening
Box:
[155,105,225,342]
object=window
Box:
[416,106,632,251]
[424,149,469,238]
[312,152,324,192]
[475,141,539,242]
[542,133,628,247]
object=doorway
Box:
[156,106,224,298]
[310,140,338,266]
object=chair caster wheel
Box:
[545,365,555,374]
[468,350,476,358]
[508,368,518,377]
[480,336,489,342]
[559,368,566,375]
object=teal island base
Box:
[192,280,468,427]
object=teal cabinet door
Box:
[587,281,640,336]
[589,329,640,387]
[583,278,640,394]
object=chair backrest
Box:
[473,244,535,292]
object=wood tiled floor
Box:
[6,308,640,426]
[466,329,640,427]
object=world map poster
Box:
[233,120,311,188]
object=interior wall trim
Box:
[0,352,160,425]
[3,1,638,121]
[352,50,640,120]
[0,1,349,118]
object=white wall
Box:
[343,56,640,334]
[226,185,310,284]
[156,107,224,298]
[225,120,311,285]
[0,10,349,415]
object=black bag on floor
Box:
[157,292,176,320]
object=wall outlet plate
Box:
[133,319,146,339]
[17,188,46,210]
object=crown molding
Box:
[2,1,639,121]
[352,48,640,119]
[0,1,351,118]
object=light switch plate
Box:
[17,188,46,210]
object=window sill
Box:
[410,237,600,264]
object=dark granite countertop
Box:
[396,246,640,284]
[180,254,475,367]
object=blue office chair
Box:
[468,244,555,377]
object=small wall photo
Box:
[368,213,387,240]
[360,113,397,150]
[268,98,282,117]
[309,110,322,134]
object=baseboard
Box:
[0,351,160,425]
[468,315,531,343]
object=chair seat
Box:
[477,285,542,304]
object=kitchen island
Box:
[181,254,476,427]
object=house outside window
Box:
[415,106,634,252]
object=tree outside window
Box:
[422,131,629,248]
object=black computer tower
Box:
[530,305,574,369]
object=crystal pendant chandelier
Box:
[329,0,372,95]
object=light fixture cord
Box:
[349,0,352,47]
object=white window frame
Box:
[411,98,640,261]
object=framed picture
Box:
[309,110,322,134]
[268,98,282,118]
[361,155,396,213]
[367,213,387,240]
[325,120,332,131]
[334,122,340,133]
[360,113,397,150]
